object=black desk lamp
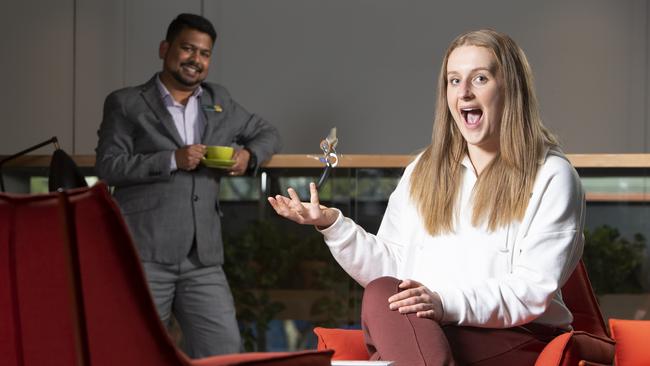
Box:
[0,137,88,193]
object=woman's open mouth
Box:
[461,108,483,126]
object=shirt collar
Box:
[155,73,203,105]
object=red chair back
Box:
[67,184,187,365]
[0,185,188,366]
[1,192,81,366]
[561,260,609,337]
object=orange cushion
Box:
[313,327,369,360]
[609,318,650,366]
[535,331,615,366]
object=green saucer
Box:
[201,158,235,169]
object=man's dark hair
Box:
[166,13,217,45]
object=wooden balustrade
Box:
[2,153,650,168]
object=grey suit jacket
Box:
[95,75,282,265]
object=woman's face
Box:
[446,45,504,155]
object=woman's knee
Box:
[366,276,400,291]
[363,276,400,308]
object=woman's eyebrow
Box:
[447,66,493,75]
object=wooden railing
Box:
[2,153,650,168]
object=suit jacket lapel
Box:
[198,85,225,144]
[140,76,185,148]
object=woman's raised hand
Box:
[267,182,339,229]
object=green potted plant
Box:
[583,225,646,295]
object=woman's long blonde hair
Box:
[410,29,558,235]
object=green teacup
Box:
[205,146,234,160]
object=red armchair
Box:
[0,184,332,366]
[314,261,615,365]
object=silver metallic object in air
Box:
[316,127,339,189]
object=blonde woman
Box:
[268,29,584,365]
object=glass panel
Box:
[30,176,49,193]
[29,175,99,194]
[219,176,259,201]
[580,172,650,323]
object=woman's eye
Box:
[449,78,460,85]
[473,75,488,84]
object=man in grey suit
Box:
[95,13,281,358]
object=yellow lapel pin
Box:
[203,104,223,113]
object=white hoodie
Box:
[319,149,584,329]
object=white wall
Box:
[1,0,648,155]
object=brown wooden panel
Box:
[2,154,650,169]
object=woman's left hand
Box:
[388,279,445,322]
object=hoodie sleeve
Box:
[318,159,419,287]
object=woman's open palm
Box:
[267,182,338,228]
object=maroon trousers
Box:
[362,277,562,366]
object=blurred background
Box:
[0,0,647,155]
